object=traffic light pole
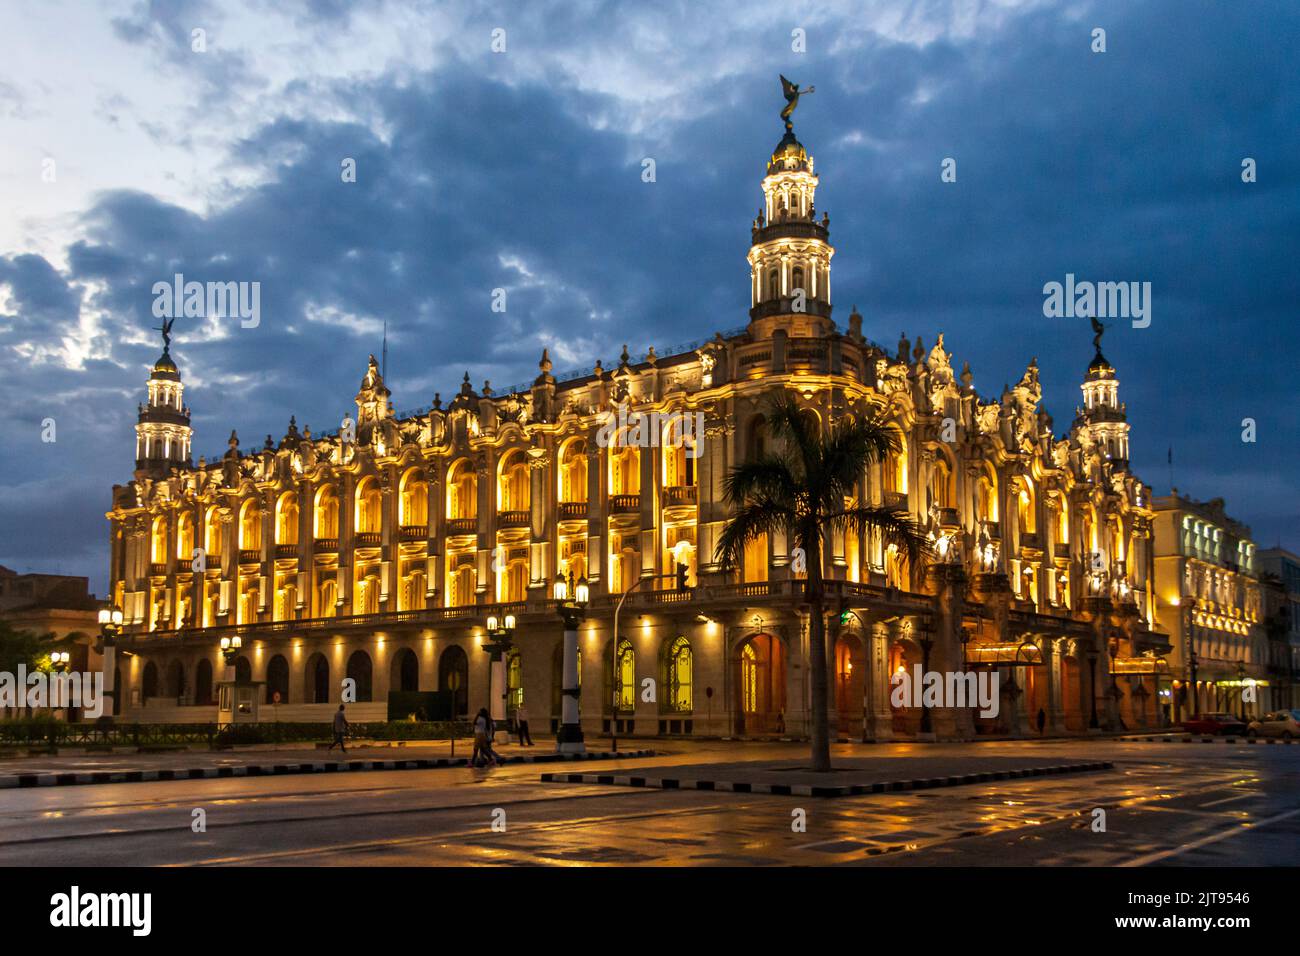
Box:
[611,563,690,752]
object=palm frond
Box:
[826,505,931,565]
[715,497,795,572]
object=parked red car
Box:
[1181,713,1249,736]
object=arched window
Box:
[355,478,381,534]
[151,517,168,564]
[665,637,692,713]
[976,470,998,523]
[346,651,373,702]
[391,648,419,694]
[194,659,213,706]
[276,492,299,545]
[611,638,635,714]
[447,460,477,520]
[166,659,185,699]
[930,457,954,510]
[176,512,195,561]
[238,499,262,551]
[768,269,779,300]
[559,440,588,503]
[792,265,805,295]
[234,657,251,684]
[439,646,469,717]
[305,653,329,704]
[663,422,696,488]
[399,469,428,527]
[502,557,528,604]
[317,577,337,618]
[265,654,289,704]
[498,450,530,512]
[448,559,476,608]
[609,442,640,496]
[356,570,381,614]
[204,507,223,557]
[742,533,768,583]
[883,429,909,494]
[142,661,159,700]
[314,485,339,539]
[1017,479,1036,534]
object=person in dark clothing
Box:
[1036,707,1047,735]
[328,704,348,752]
[515,701,534,746]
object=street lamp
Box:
[96,606,124,725]
[50,651,71,673]
[1236,661,1247,721]
[554,570,589,753]
[219,635,243,675]
[483,612,517,741]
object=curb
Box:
[540,759,1113,798]
[1117,735,1296,745]
[0,749,656,789]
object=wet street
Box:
[2,738,1296,866]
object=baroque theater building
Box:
[106,111,1172,740]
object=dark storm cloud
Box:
[1,0,1297,589]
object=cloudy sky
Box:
[1,0,1296,594]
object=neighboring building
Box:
[0,566,105,714]
[104,106,1172,738]
[1151,496,1265,722]
[1257,547,1300,710]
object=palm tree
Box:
[715,390,929,772]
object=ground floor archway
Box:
[734,632,785,735]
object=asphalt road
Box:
[2,739,1296,866]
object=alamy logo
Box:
[50,886,151,936]
[0,666,103,718]
[152,272,261,328]
[891,666,1000,718]
[594,403,704,459]
[1042,273,1151,328]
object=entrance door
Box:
[736,633,785,735]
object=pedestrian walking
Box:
[1036,707,1046,735]
[515,701,533,746]
[328,704,348,753]
[483,713,503,765]
[472,707,491,767]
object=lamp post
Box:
[484,612,516,741]
[917,619,935,736]
[1186,607,1199,722]
[96,606,124,725]
[554,570,589,753]
[219,635,243,681]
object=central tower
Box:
[747,84,835,340]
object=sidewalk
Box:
[542,754,1114,798]
[0,739,657,789]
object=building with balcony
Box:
[104,109,1171,738]
[1151,494,1265,721]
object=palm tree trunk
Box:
[806,536,831,772]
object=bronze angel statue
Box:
[779,74,815,130]
[1090,315,1105,351]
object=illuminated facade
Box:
[105,117,1174,738]
[1152,495,1266,721]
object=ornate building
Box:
[1152,495,1266,721]
[105,108,1172,739]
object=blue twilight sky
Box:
[0,0,1297,595]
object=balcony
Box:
[238,549,261,564]
[663,485,698,506]
[149,562,168,577]
[938,507,960,529]
[313,538,339,553]
[400,524,428,541]
[497,510,529,529]
[558,501,588,521]
[355,532,381,547]
[1020,532,1042,550]
[610,494,640,514]
[1055,543,1070,559]
[275,544,298,559]
[883,490,907,510]
[447,517,477,535]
